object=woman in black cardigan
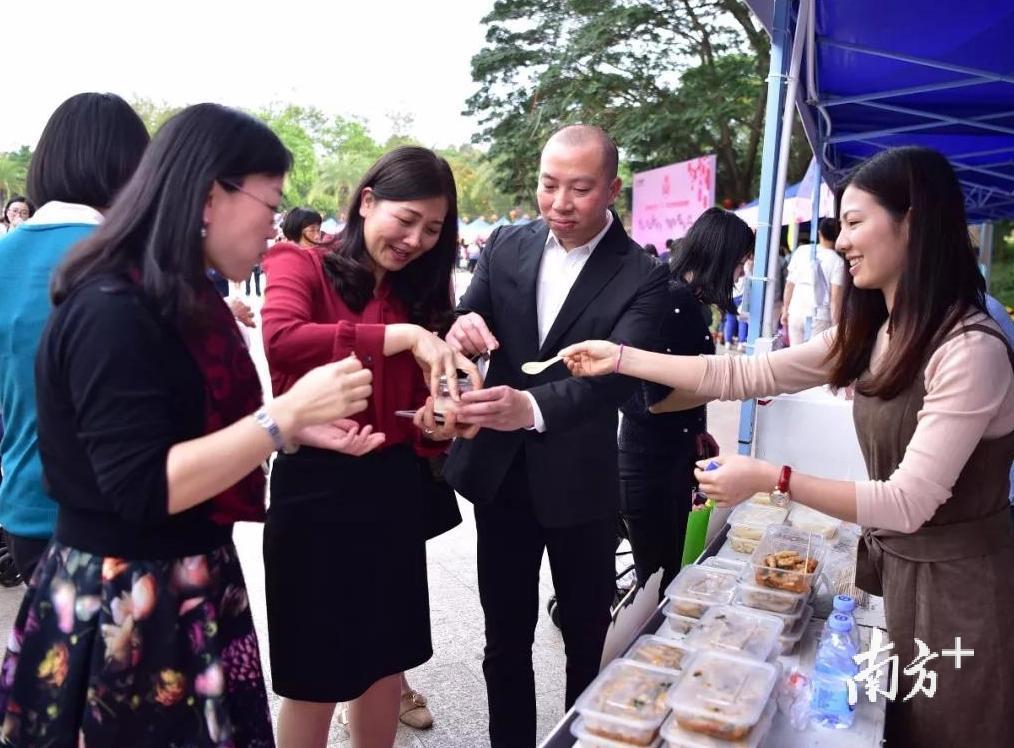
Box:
[618,207,754,594]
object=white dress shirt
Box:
[524,211,614,432]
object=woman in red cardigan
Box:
[260,147,479,748]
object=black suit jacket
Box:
[444,216,669,528]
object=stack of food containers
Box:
[662,651,780,747]
[787,504,841,539]
[732,525,827,655]
[572,660,682,746]
[661,566,738,639]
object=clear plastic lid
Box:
[749,525,827,595]
[728,503,789,541]
[685,605,784,660]
[575,660,679,733]
[661,696,776,747]
[747,492,778,506]
[700,556,747,574]
[625,635,693,673]
[668,650,778,738]
[570,716,663,747]
[788,504,842,539]
[664,566,738,618]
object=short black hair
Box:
[818,217,839,243]
[27,93,149,209]
[281,207,323,242]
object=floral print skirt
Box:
[0,541,273,747]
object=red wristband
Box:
[614,343,626,374]
[776,465,792,493]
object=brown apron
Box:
[853,323,1014,747]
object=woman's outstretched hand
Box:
[294,420,386,456]
[559,340,621,377]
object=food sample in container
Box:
[570,717,663,747]
[685,606,784,661]
[750,526,826,594]
[700,556,747,575]
[728,535,760,555]
[661,696,777,748]
[747,492,775,506]
[625,635,693,672]
[733,578,806,616]
[668,650,778,741]
[777,604,814,655]
[728,503,788,541]
[432,375,475,419]
[575,660,678,746]
[661,603,701,638]
[664,566,738,618]
[788,504,841,539]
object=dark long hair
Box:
[827,146,986,397]
[669,207,755,312]
[53,104,291,328]
[323,146,457,333]
[27,92,149,209]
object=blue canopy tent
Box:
[737,0,1014,457]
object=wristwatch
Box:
[770,465,792,508]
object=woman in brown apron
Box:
[557,145,1014,747]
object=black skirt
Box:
[263,444,432,702]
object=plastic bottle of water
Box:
[811,613,859,729]
[821,595,860,650]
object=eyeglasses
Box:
[218,180,282,214]
[7,207,30,218]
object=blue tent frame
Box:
[736,0,1014,457]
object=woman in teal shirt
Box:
[0,93,148,578]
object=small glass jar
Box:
[433,375,474,417]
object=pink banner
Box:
[632,155,716,250]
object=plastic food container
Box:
[571,716,663,747]
[668,650,778,741]
[625,635,693,673]
[749,525,827,594]
[700,556,747,575]
[575,660,679,746]
[777,604,814,655]
[661,603,701,638]
[685,605,784,661]
[733,578,806,616]
[660,696,776,748]
[788,504,842,539]
[728,503,789,541]
[664,566,738,619]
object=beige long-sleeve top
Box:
[695,313,1014,532]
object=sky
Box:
[1,0,494,151]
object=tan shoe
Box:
[399,689,434,730]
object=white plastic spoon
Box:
[521,355,563,375]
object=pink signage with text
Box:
[632,155,716,250]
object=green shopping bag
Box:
[681,502,712,568]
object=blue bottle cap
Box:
[832,595,856,613]
[828,613,852,633]
[705,461,720,471]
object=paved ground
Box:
[0,269,742,746]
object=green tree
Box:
[130,97,185,135]
[466,0,809,205]
[0,146,32,205]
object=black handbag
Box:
[418,454,462,540]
